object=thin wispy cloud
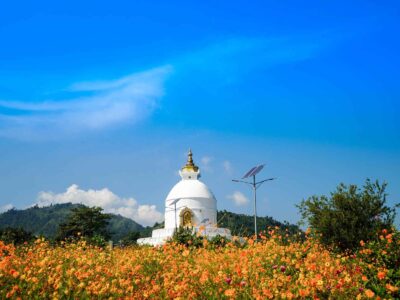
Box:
[0,34,332,140]
[0,65,172,139]
[175,35,329,79]
[223,160,233,175]
[200,156,213,172]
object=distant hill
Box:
[217,210,300,236]
[0,203,144,242]
[0,204,300,242]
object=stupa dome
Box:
[166,179,216,202]
[137,149,231,246]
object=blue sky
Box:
[0,1,399,226]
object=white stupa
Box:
[137,149,231,246]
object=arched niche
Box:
[179,207,194,228]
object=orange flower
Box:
[360,240,365,247]
[299,289,310,297]
[365,289,375,298]
[224,288,236,297]
[10,269,19,278]
[377,271,386,280]
[386,284,399,292]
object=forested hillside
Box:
[0,203,144,242]
[217,210,300,236]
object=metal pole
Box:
[253,175,257,239]
[232,166,275,241]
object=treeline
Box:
[217,210,300,236]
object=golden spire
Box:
[182,148,199,172]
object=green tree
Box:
[120,231,141,246]
[297,179,399,252]
[56,205,111,242]
[0,227,35,245]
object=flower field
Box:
[1,229,399,299]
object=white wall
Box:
[165,197,217,228]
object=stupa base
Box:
[137,226,232,246]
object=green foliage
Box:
[140,221,164,239]
[357,228,400,298]
[56,206,111,242]
[120,231,141,246]
[87,234,108,247]
[169,229,245,249]
[298,179,399,252]
[0,203,144,242]
[169,227,204,248]
[208,235,228,248]
[0,227,35,245]
[217,210,300,237]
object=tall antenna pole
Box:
[232,164,276,239]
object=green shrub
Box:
[169,227,204,248]
[298,179,399,252]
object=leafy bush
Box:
[208,235,228,248]
[0,227,34,245]
[298,179,399,252]
[169,227,204,248]
[357,228,400,298]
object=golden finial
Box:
[182,148,199,172]
[187,148,193,165]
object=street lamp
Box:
[232,164,276,239]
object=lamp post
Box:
[232,164,276,239]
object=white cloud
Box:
[227,191,249,206]
[223,160,233,174]
[0,65,172,139]
[200,156,213,172]
[36,184,163,226]
[0,204,14,213]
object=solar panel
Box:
[242,164,265,178]
[250,164,264,177]
[242,166,257,179]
